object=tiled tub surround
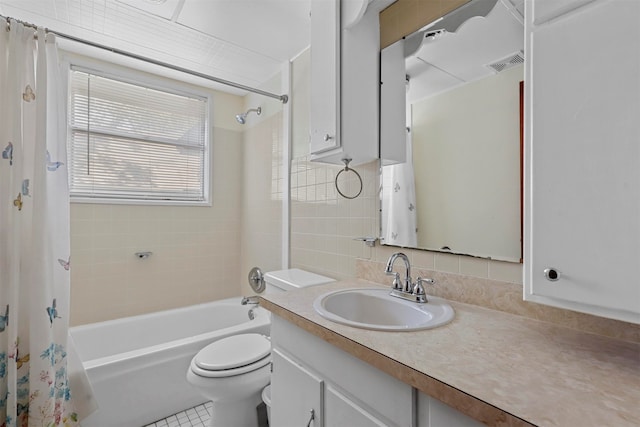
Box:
[70,82,286,324]
[70,125,245,325]
[260,280,640,427]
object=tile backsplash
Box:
[290,157,378,280]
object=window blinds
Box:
[68,69,208,202]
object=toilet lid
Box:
[194,333,271,371]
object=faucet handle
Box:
[413,277,434,296]
[390,272,402,290]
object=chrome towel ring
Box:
[335,158,363,199]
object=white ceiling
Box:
[0,0,523,99]
[405,0,525,102]
[0,0,313,94]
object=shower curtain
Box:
[381,128,418,247]
[0,20,94,427]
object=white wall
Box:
[291,49,311,159]
[239,72,285,295]
[412,65,523,261]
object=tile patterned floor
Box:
[144,402,212,427]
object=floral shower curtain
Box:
[0,20,93,427]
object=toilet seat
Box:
[191,333,271,378]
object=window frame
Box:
[63,55,213,207]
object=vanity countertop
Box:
[260,279,640,427]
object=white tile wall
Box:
[239,110,284,295]
[70,126,245,325]
[290,157,378,280]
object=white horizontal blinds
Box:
[68,69,207,201]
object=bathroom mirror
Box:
[380,0,524,262]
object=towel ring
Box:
[335,158,363,199]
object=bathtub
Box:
[70,298,271,427]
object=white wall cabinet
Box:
[309,0,341,156]
[270,315,485,427]
[524,0,640,324]
[309,0,379,166]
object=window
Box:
[68,68,209,203]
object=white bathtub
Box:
[71,298,271,427]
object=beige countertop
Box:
[260,279,640,427]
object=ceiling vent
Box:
[486,51,524,73]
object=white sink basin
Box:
[313,288,454,331]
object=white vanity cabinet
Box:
[523,0,640,324]
[270,315,486,426]
[270,315,414,426]
[309,0,379,166]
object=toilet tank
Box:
[264,269,334,293]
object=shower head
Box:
[235,107,261,124]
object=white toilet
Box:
[186,268,334,427]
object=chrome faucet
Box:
[384,252,412,292]
[384,252,434,303]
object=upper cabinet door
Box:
[309,0,340,155]
[380,40,407,166]
[309,0,379,166]
[524,0,640,324]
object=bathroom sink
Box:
[313,288,454,331]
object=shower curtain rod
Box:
[2,15,289,104]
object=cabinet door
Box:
[380,39,407,165]
[524,0,640,323]
[309,0,340,154]
[325,384,389,427]
[271,349,323,427]
[417,391,484,427]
